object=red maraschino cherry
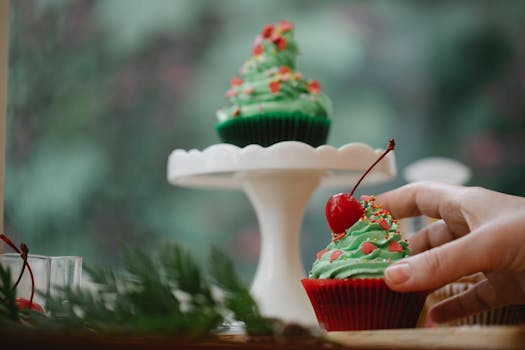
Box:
[325,139,395,234]
[325,193,363,234]
[15,297,44,313]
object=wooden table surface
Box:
[2,326,525,349]
[324,325,525,350]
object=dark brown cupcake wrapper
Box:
[215,112,330,147]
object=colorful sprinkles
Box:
[388,240,403,253]
[230,76,243,87]
[308,80,321,94]
[316,248,328,261]
[319,196,409,265]
[361,241,377,254]
[330,250,343,263]
[221,21,325,118]
[252,44,263,57]
[269,80,280,94]
[332,231,346,242]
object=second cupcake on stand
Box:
[215,21,332,147]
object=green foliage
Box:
[37,243,273,336]
[0,264,48,328]
[0,265,18,324]
[209,247,273,335]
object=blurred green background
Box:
[5,0,525,280]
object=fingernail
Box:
[385,262,411,285]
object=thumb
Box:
[384,231,493,292]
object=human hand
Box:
[375,181,525,323]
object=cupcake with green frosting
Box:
[216,21,332,147]
[302,195,428,331]
[309,195,410,279]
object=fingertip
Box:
[384,262,411,289]
[374,191,394,210]
[375,184,420,219]
[385,247,464,293]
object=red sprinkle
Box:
[308,80,321,94]
[225,89,237,98]
[252,44,263,56]
[243,86,254,95]
[269,80,280,94]
[329,250,343,263]
[230,76,243,87]
[332,232,346,242]
[261,24,275,38]
[272,35,287,50]
[232,107,241,117]
[279,66,292,74]
[316,248,328,260]
[279,20,293,32]
[360,195,374,202]
[361,242,377,254]
[378,218,390,230]
[388,240,403,253]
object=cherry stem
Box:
[0,233,36,306]
[1,234,25,288]
[20,243,36,305]
[1,233,22,254]
[12,256,27,292]
[349,138,395,197]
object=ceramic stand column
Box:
[239,170,326,326]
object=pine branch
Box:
[42,243,242,335]
[209,247,274,335]
[2,243,277,337]
[161,244,215,305]
[0,264,18,323]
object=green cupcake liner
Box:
[215,112,331,147]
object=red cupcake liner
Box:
[302,278,428,331]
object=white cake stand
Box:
[167,141,396,326]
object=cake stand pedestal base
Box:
[240,170,326,326]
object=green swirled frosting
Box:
[217,21,332,122]
[309,196,410,279]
